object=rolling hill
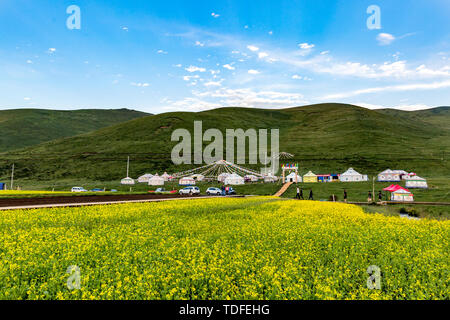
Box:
[0,108,149,152]
[1,103,449,181]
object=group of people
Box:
[296,187,384,203]
[295,187,314,200]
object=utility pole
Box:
[10,163,15,190]
[127,156,130,177]
[372,176,375,204]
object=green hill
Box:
[1,104,449,181]
[0,108,149,152]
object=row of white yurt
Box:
[218,173,231,183]
[138,174,153,183]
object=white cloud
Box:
[211,12,220,18]
[258,52,269,59]
[223,64,235,70]
[357,102,432,111]
[26,60,33,64]
[157,49,168,54]
[248,69,260,75]
[47,48,56,54]
[173,64,182,68]
[130,82,150,87]
[377,33,396,46]
[292,75,302,80]
[195,41,205,47]
[185,65,206,73]
[320,51,330,55]
[268,31,273,35]
[204,80,223,87]
[299,43,315,50]
[183,75,200,81]
[23,97,31,101]
[320,80,450,100]
[247,45,259,52]
[121,26,129,31]
[192,87,308,109]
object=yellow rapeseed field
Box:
[0,197,448,300]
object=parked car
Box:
[206,187,222,196]
[90,188,104,192]
[179,186,200,195]
[71,187,87,192]
[111,189,118,192]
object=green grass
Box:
[0,108,149,152]
[1,104,449,181]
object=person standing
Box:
[308,189,314,200]
[296,187,300,200]
[378,191,383,202]
[344,189,348,203]
[299,188,304,200]
[221,185,226,196]
[368,191,373,203]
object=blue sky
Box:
[0,0,449,113]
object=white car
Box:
[179,187,200,195]
[71,187,87,192]
[206,187,222,196]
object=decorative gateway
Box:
[405,175,428,189]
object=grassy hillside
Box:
[0,108,149,151]
[1,103,449,181]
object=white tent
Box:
[339,168,368,182]
[378,169,405,182]
[179,177,196,186]
[218,173,231,183]
[224,173,245,185]
[191,174,205,181]
[137,174,153,183]
[148,174,165,186]
[121,177,135,185]
[285,172,302,183]
[405,175,428,189]
[245,175,259,182]
[264,175,278,183]
[391,189,414,202]
[161,172,172,181]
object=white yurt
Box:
[264,175,278,183]
[405,175,428,189]
[285,172,302,183]
[137,174,153,183]
[121,177,135,185]
[224,173,245,185]
[161,172,172,181]
[339,168,368,182]
[391,189,414,202]
[179,177,196,186]
[245,175,259,182]
[378,169,402,182]
[191,174,205,181]
[218,173,231,183]
[148,174,165,186]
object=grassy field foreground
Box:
[0,197,448,300]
